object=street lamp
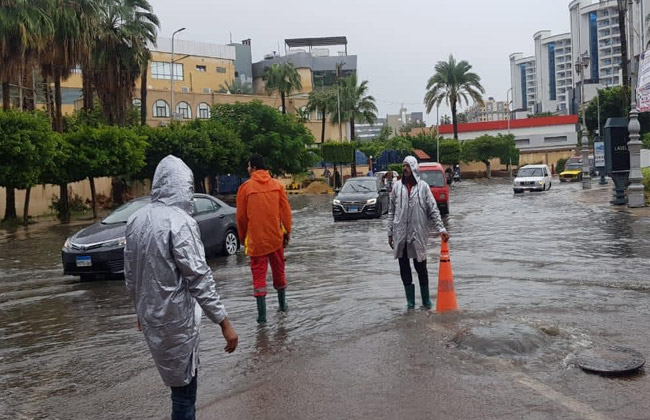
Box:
[575,51,591,190]
[506,88,513,178]
[171,27,186,120]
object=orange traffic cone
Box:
[436,240,458,312]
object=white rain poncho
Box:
[125,155,228,387]
[387,156,447,262]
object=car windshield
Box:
[566,163,582,170]
[102,199,149,224]
[341,179,377,193]
[419,170,445,187]
[517,168,543,177]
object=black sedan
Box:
[61,194,239,280]
[332,177,389,221]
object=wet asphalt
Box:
[2,179,650,419]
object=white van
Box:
[513,164,552,193]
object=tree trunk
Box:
[141,65,148,126]
[194,178,206,194]
[618,7,629,91]
[44,76,54,122]
[2,81,10,110]
[4,188,17,221]
[89,177,97,219]
[54,70,63,133]
[82,69,93,112]
[321,107,326,143]
[451,101,459,140]
[281,92,286,114]
[484,160,492,179]
[112,178,126,206]
[59,184,70,223]
[23,187,31,226]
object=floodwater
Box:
[3,179,650,419]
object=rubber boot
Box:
[256,296,267,324]
[278,289,288,312]
[421,286,433,309]
[404,284,416,309]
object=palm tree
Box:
[264,62,302,114]
[341,74,378,141]
[306,88,336,143]
[424,55,485,140]
[91,0,159,126]
[218,79,253,94]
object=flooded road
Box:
[3,179,650,419]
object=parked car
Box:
[418,162,450,215]
[559,162,584,182]
[61,194,239,280]
[332,177,389,221]
[513,164,552,193]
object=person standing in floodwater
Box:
[236,154,292,324]
[125,155,238,420]
[387,156,450,309]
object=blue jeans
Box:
[171,372,197,420]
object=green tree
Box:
[218,79,253,95]
[211,101,315,175]
[582,86,650,135]
[0,110,57,222]
[65,125,147,218]
[306,88,336,143]
[263,63,302,114]
[440,115,451,125]
[340,74,378,141]
[424,55,485,139]
[462,134,511,178]
[439,138,462,165]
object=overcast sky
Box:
[149,0,572,122]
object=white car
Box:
[513,164,552,193]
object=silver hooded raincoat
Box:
[387,156,447,262]
[125,155,228,387]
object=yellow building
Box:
[56,37,345,143]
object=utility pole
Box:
[336,62,343,141]
[171,27,186,120]
[627,0,645,207]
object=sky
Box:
[149,0,573,123]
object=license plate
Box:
[76,256,92,267]
[348,206,359,213]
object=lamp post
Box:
[171,27,186,120]
[575,51,591,190]
[627,0,645,207]
[506,88,513,178]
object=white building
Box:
[509,54,537,114]
[534,31,573,114]
[466,97,508,122]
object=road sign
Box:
[594,141,605,168]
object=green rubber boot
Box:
[256,296,267,324]
[278,289,288,312]
[421,286,433,309]
[404,284,416,309]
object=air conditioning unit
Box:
[203,88,212,94]
[181,87,190,93]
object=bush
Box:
[556,158,568,174]
[50,193,90,220]
[642,168,650,192]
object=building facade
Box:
[509,54,537,114]
[534,31,573,114]
[355,117,387,141]
[466,97,508,122]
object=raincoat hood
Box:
[403,155,421,183]
[151,155,195,215]
[251,169,272,184]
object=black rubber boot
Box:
[278,289,287,312]
[404,284,416,309]
[421,286,433,309]
[256,296,267,324]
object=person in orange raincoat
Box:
[236,154,292,323]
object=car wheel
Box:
[222,230,239,256]
[578,173,583,181]
[375,203,383,219]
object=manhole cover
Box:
[576,346,645,375]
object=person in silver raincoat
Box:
[388,156,450,309]
[125,155,238,420]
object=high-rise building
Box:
[534,31,573,114]
[355,118,387,141]
[509,54,537,114]
[466,97,508,122]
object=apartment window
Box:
[198,103,210,119]
[316,110,324,120]
[196,65,207,72]
[151,61,183,80]
[216,66,227,74]
[153,100,169,118]
[497,103,504,111]
[520,63,527,107]
[176,101,192,119]
[548,42,556,100]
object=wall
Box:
[0,177,113,218]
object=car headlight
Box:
[439,193,446,200]
[538,180,544,184]
[333,199,341,205]
[102,237,127,248]
[366,198,377,205]
[63,238,72,250]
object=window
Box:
[589,12,599,80]
[176,101,192,119]
[544,136,567,143]
[151,61,183,80]
[195,65,206,72]
[153,100,169,118]
[515,139,530,146]
[548,42,556,100]
[194,198,215,215]
[216,66,227,74]
[198,103,210,119]
[72,65,82,74]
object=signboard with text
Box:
[637,49,650,112]
[594,141,605,167]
